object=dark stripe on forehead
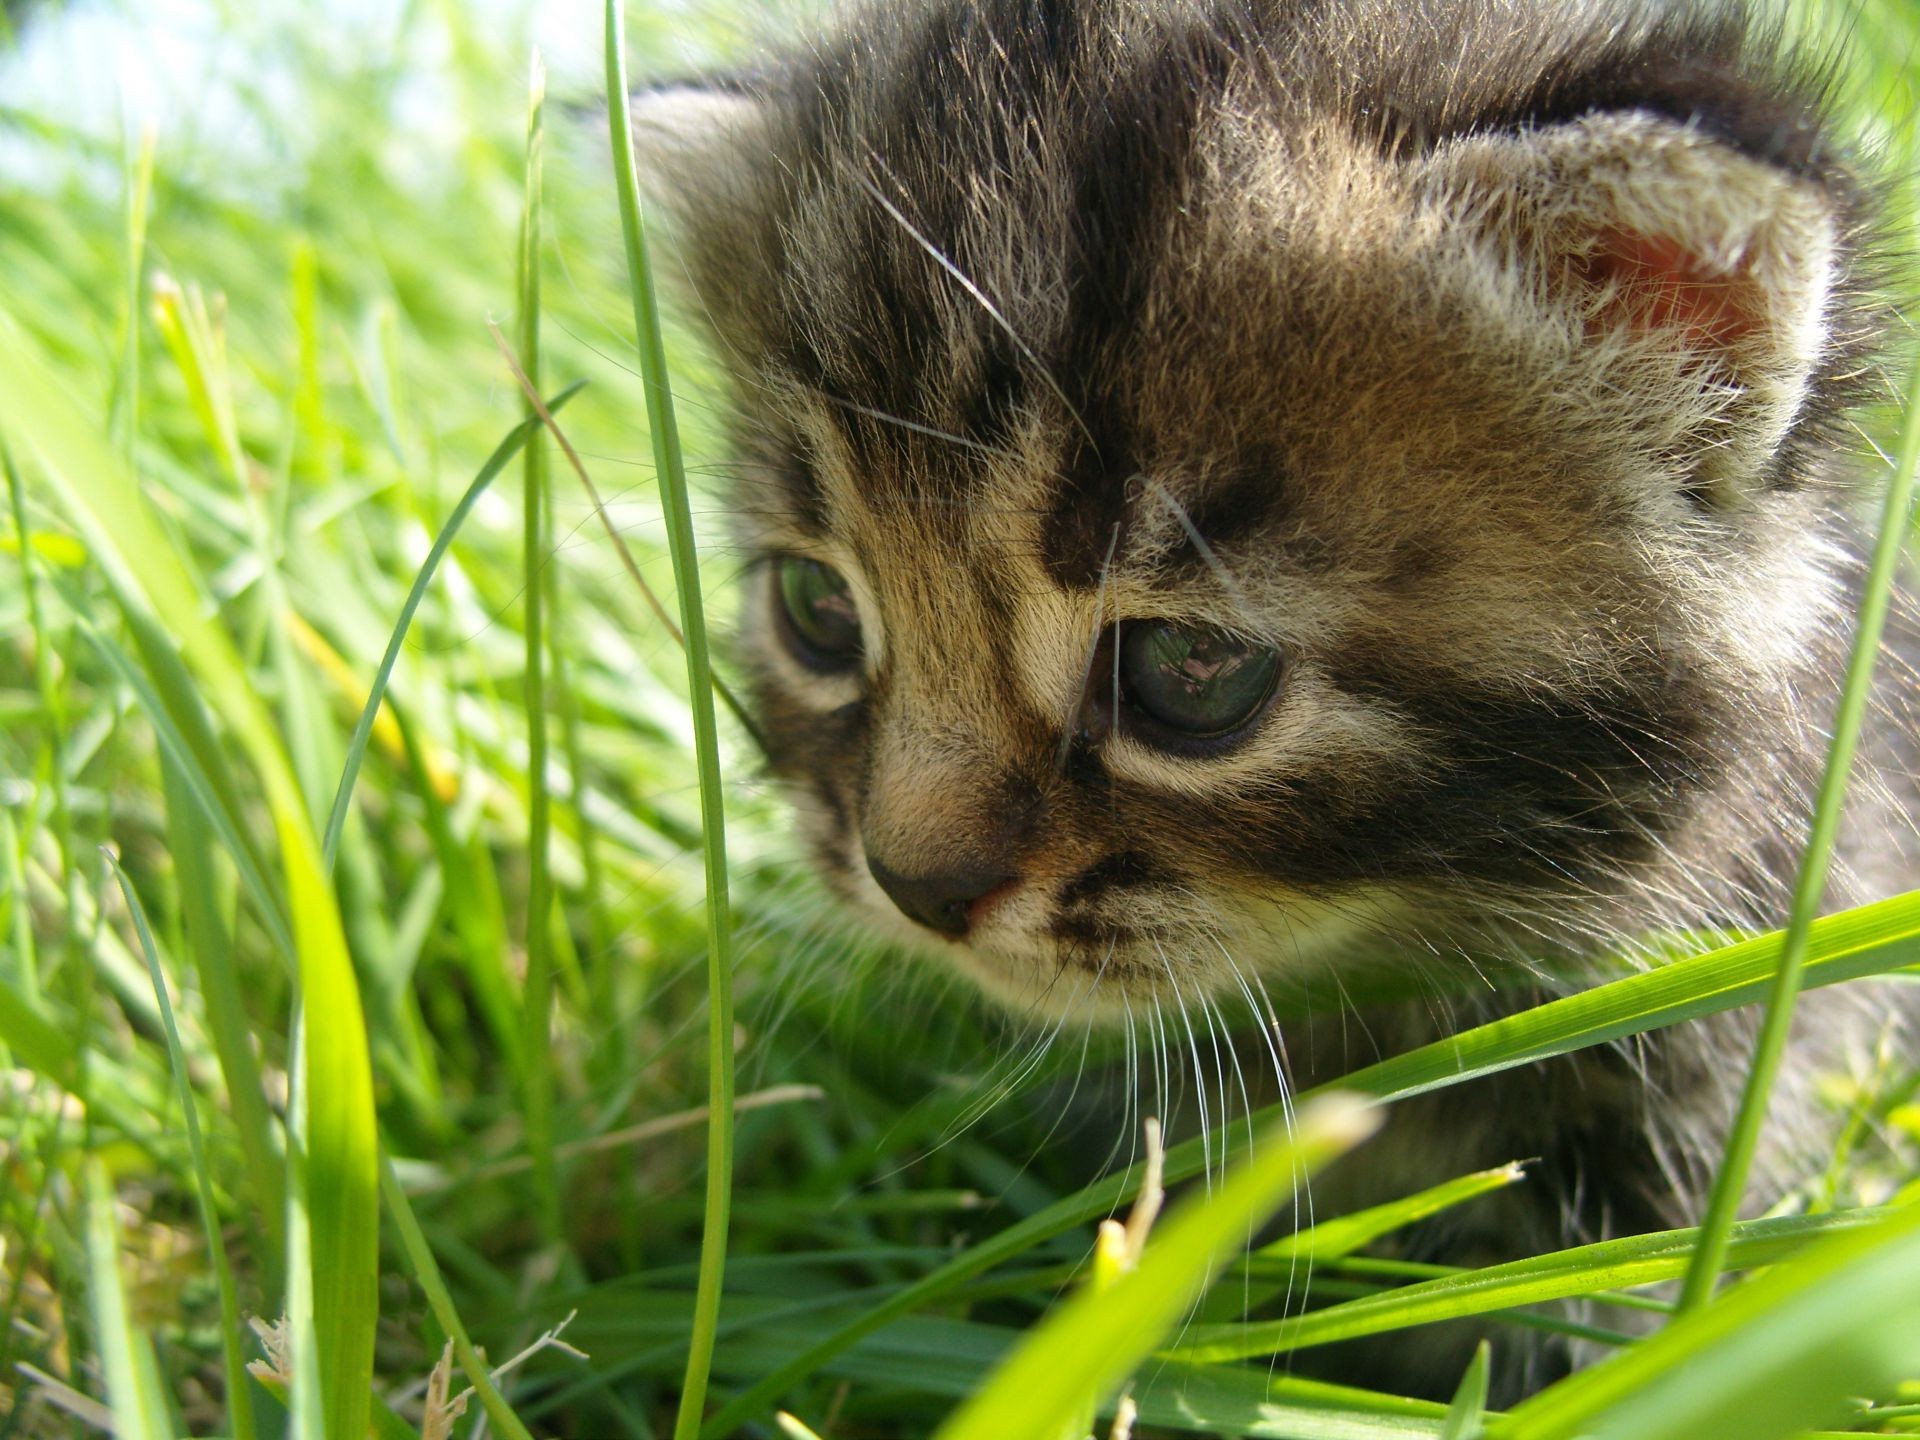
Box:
[1041,19,1237,587]
[1040,418,1134,587]
[1162,445,1297,567]
[772,1,1097,467]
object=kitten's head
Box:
[633,0,1876,1016]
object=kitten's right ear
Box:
[1425,112,1844,501]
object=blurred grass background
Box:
[1,1,1919,1437]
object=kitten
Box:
[630,0,1918,1399]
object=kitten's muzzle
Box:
[866,855,1020,938]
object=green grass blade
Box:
[698,894,1920,1434]
[68,603,296,963]
[110,126,153,461]
[1679,349,1920,1311]
[0,974,73,1081]
[83,1159,172,1440]
[3,437,76,990]
[1259,1166,1529,1267]
[516,47,563,1248]
[933,1096,1378,1440]
[283,1010,328,1440]
[0,299,380,1440]
[1207,1162,1528,1324]
[1127,1363,1448,1439]
[158,743,286,1270]
[1499,1200,1920,1440]
[378,1157,539,1440]
[106,851,257,1440]
[318,381,584,872]
[0,734,44,1016]
[1169,1210,1878,1363]
[606,7,738,1437]
[1439,1343,1490,1440]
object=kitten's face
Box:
[637,1,1860,1016]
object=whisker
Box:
[847,159,1098,452]
[825,394,1020,462]
[1138,474,1256,618]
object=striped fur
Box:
[634,0,1918,1398]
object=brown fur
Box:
[631,0,1918,1400]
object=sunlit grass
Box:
[0,0,1917,1437]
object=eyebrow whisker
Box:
[1140,473,1255,618]
[825,394,1019,462]
[847,158,1099,455]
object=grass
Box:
[0,1,1918,1438]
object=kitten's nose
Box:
[867,856,1017,938]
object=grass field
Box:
[4,0,1920,1437]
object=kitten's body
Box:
[633,0,1919,1398]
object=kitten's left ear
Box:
[624,77,783,349]
[626,77,772,226]
[1432,112,1842,498]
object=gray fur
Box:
[632,0,1919,1400]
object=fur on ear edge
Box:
[625,79,771,223]
[1431,111,1840,497]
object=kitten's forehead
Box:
[744,45,1487,588]
[691,0,1856,571]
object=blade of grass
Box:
[517,47,563,1250]
[932,1096,1379,1440]
[1,805,42,1010]
[108,126,154,462]
[151,278,245,492]
[1204,1162,1528,1324]
[1499,1199,1920,1440]
[3,438,75,994]
[0,300,379,1440]
[283,1008,328,1440]
[550,626,614,1010]
[1679,347,1920,1311]
[1439,1342,1490,1440]
[157,753,285,1267]
[83,1159,171,1440]
[68,600,295,962]
[106,851,257,1440]
[379,1157,539,1440]
[1259,1165,1530,1268]
[697,893,1920,1435]
[606,10,738,1435]
[1168,1209,1880,1363]
[318,380,585,871]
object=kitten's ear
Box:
[1433,113,1841,497]
[626,78,772,224]
[625,78,782,351]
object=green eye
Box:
[1118,622,1281,740]
[776,556,863,668]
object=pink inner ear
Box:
[1572,228,1762,349]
